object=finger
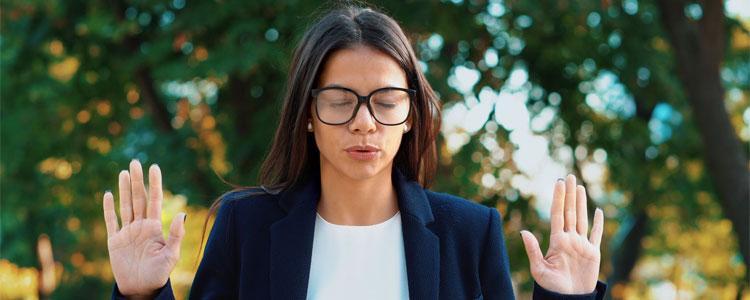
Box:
[166,213,187,257]
[147,164,163,220]
[520,230,545,277]
[130,159,147,221]
[564,174,577,232]
[576,185,589,235]
[118,170,133,226]
[103,191,119,237]
[590,208,604,247]
[550,179,565,234]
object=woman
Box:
[103,5,607,300]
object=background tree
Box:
[2,0,748,298]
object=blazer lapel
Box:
[268,168,440,299]
[269,175,320,300]
[393,168,440,300]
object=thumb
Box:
[166,212,186,256]
[520,230,545,271]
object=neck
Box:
[317,164,399,226]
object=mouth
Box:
[344,145,380,152]
[344,145,380,161]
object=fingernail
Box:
[557,178,564,182]
[105,189,111,194]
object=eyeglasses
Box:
[311,86,415,126]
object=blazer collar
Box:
[269,168,440,299]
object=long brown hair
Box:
[198,3,442,265]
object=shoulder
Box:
[214,187,286,225]
[423,189,497,236]
[219,187,278,208]
[425,189,496,220]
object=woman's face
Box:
[310,45,410,181]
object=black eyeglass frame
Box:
[310,86,416,126]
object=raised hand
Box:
[102,160,186,298]
[520,174,604,294]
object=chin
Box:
[319,149,395,181]
[320,156,382,181]
[338,162,382,180]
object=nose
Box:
[348,102,377,134]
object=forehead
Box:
[317,45,408,94]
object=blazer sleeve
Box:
[112,279,175,300]
[110,197,239,300]
[532,281,607,300]
[479,207,608,300]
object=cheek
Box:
[313,128,333,153]
[384,129,405,156]
[312,126,344,158]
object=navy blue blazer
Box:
[114,168,606,299]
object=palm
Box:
[532,231,601,293]
[108,219,177,294]
[102,160,186,297]
[520,175,604,294]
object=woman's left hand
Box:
[520,174,604,294]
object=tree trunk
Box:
[657,0,750,268]
[607,211,649,298]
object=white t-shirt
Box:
[306,211,410,300]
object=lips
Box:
[344,145,380,161]
[345,145,380,152]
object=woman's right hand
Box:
[102,159,186,299]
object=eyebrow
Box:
[320,83,407,90]
[321,83,347,89]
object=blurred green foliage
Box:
[1,0,748,298]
